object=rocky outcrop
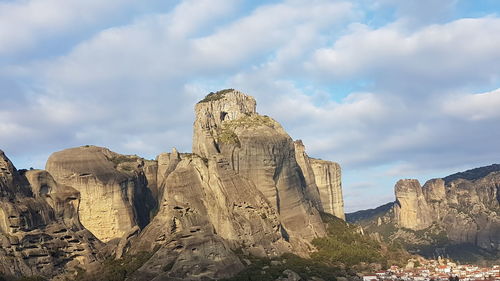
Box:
[125,89,341,280]
[294,140,345,220]
[348,165,500,260]
[0,150,100,278]
[192,89,257,158]
[129,155,289,280]
[394,179,433,230]
[0,89,346,280]
[192,90,325,241]
[392,175,500,250]
[310,159,344,220]
[45,146,156,242]
[155,148,181,201]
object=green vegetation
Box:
[223,114,276,129]
[224,213,411,281]
[198,89,235,103]
[216,115,276,145]
[108,154,138,167]
[222,252,342,281]
[75,251,154,281]
[217,127,240,145]
[312,213,384,266]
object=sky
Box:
[1,0,499,212]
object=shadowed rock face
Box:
[0,150,100,278]
[294,140,345,220]
[46,146,156,242]
[310,159,344,220]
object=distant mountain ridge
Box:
[443,164,500,183]
[346,202,394,223]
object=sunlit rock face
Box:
[394,179,433,230]
[126,89,346,280]
[352,165,500,258]
[392,175,500,251]
[0,89,347,280]
[192,89,326,241]
[0,150,100,278]
[46,146,156,242]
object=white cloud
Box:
[2,0,500,212]
[443,88,500,120]
[0,0,150,55]
[307,17,500,93]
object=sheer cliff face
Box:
[126,90,343,280]
[441,173,500,251]
[0,90,346,280]
[353,168,500,258]
[310,159,344,220]
[392,176,500,251]
[193,91,256,158]
[394,179,433,230]
[192,90,326,240]
[294,140,345,220]
[0,150,100,278]
[46,146,155,242]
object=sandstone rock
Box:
[24,170,81,227]
[394,179,433,230]
[422,179,448,221]
[191,90,325,241]
[126,90,342,280]
[0,150,100,278]
[192,89,256,158]
[293,140,323,211]
[351,165,500,257]
[310,158,344,220]
[45,146,155,242]
[156,148,181,201]
[294,140,345,220]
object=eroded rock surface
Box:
[310,158,344,220]
[394,179,433,230]
[347,165,500,260]
[0,150,100,279]
[193,90,325,240]
[294,140,345,220]
[0,89,346,280]
[126,89,343,280]
[46,146,156,242]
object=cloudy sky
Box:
[1,0,499,212]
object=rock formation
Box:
[0,89,346,280]
[126,89,340,280]
[393,179,433,230]
[45,146,156,242]
[192,90,326,240]
[0,150,100,278]
[310,158,344,220]
[294,140,345,220]
[347,165,500,261]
